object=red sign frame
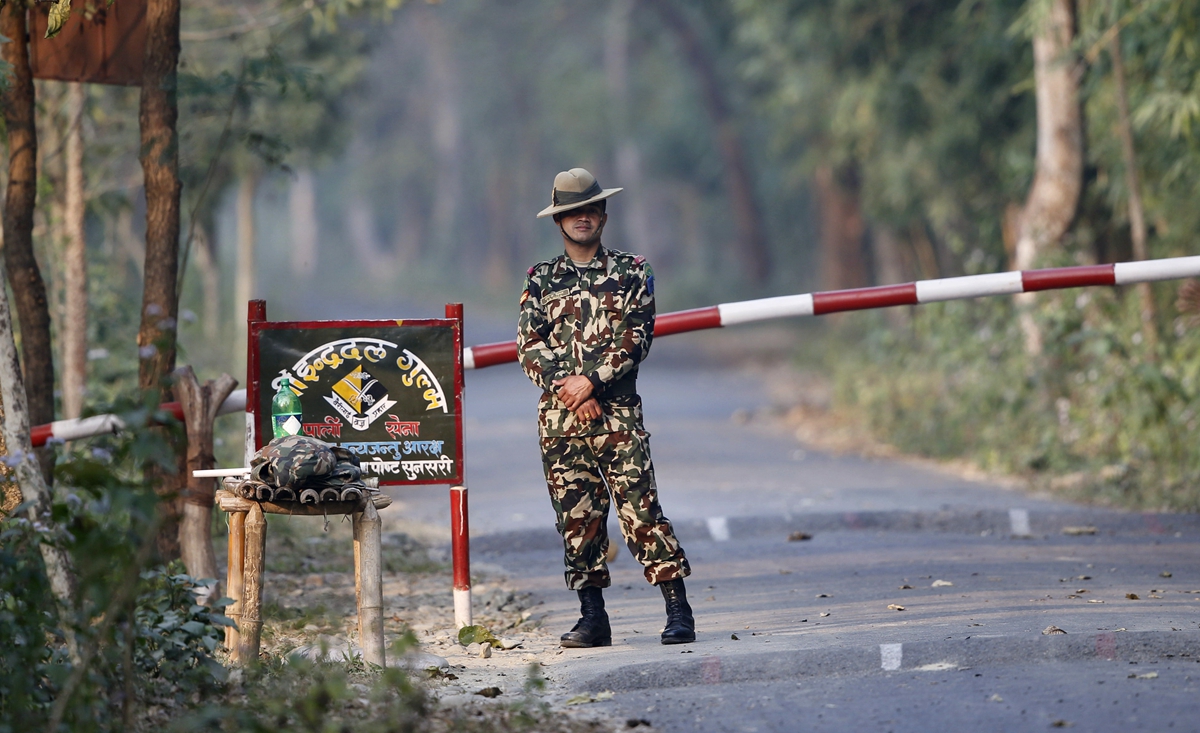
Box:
[245,303,465,487]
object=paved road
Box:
[386,330,1200,732]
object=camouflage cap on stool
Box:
[251,435,336,488]
[536,168,622,219]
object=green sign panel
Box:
[253,320,463,486]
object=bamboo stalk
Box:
[215,488,391,516]
[1109,31,1158,350]
[237,504,266,664]
[225,510,245,657]
[355,500,385,667]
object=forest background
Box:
[6,0,1199,506]
[4,0,1200,729]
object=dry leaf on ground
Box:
[1061,526,1097,536]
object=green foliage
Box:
[0,516,59,733]
[167,647,427,733]
[734,0,1034,270]
[457,624,499,648]
[131,569,232,687]
[0,409,232,732]
[830,280,1200,509]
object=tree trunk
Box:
[2,3,57,480]
[289,169,318,279]
[605,0,655,261]
[0,215,81,664]
[872,227,910,327]
[415,4,462,259]
[63,83,89,420]
[174,367,238,605]
[1109,31,1157,349]
[814,165,869,292]
[139,0,184,560]
[1013,0,1083,354]
[647,0,770,283]
[192,222,220,341]
[234,171,258,348]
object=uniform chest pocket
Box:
[540,289,575,320]
[595,300,624,339]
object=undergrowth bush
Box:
[826,280,1200,510]
[0,399,234,732]
[1,398,579,733]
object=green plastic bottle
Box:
[271,380,303,439]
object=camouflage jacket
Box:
[518,246,655,438]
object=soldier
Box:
[518,168,695,647]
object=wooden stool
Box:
[215,488,393,666]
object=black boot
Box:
[658,578,695,644]
[560,586,612,648]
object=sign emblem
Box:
[325,365,397,431]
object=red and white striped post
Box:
[446,303,472,629]
[245,300,267,465]
[449,484,471,628]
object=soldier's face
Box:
[557,204,607,245]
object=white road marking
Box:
[707,516,731,542]
[880,643,903,671]
[1009,508,1032,537]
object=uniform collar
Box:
[554,245,609,275]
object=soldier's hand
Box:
[574,398,602,422]
[553,375,594,410]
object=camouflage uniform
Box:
[518,246,690,591]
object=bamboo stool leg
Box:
[237,503,267,664]
[353,510,363,644]
[225,510,246,658]
[354,501,385,667]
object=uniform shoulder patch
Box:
[526,260,555,281]
[633,254,646,265]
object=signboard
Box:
[249,318,463,486]
[30,0,147,86]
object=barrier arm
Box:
[31,255,1200,445]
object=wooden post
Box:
[353,511,363,638]
[225,510,245,657]
[174,366,238,605]
[354,500,385,667]
[237,503,266,664]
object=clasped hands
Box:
[553,375,602,423]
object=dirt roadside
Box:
[212,510,654,732]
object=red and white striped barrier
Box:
[30,389,246,447]
[463,255,1200,370]
[30,255,1200,444]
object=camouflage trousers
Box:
[540,429,690,591]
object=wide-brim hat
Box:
[536,167,622,218]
